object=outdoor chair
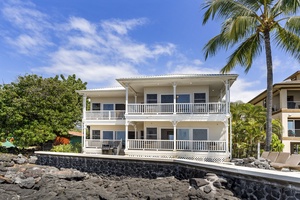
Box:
[272,152,290,164]
[260,151,269,159]
[271,154,300,170]
[266,152,279,162]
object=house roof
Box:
[68,131,83,137]
[249,71,300,104]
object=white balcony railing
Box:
[85,110,125,120]
[127,103,225,114]
[127,139,226,152]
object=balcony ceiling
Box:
[117,74,238,96]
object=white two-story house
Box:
[249,71,300,154]
[77,74,238,162]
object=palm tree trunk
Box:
[264,31,273,151]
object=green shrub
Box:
[50,143,82,153]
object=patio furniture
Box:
[260,151,269,159]
[271,152,290,164]
[271,154,300,170]
[266,152,279,162]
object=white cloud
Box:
[68,17,97,35]
[101,18,147,35]
[1,0,52,54]
[29,16,176,86]
[230,79,264,103]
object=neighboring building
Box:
[77,74,238,162]
[249,71,300,154]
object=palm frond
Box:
[203,34,228,60]
[272,0,300,14]
[285,16,300,36]
[202,0,259,25]
[220,33,263,73]
[203,16,259,60]
[274,24,300,61]
[222,16,258,43]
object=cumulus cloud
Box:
[230,79,264,103]
[0,1,176,86]
[36,16,175,85]
[1,0,52,54]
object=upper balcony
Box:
[127,102,225,115]
[85,110,125,120]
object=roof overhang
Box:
[248,81,300,104]
[117,74,238,97]
[76,87,126,98]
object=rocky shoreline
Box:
[0,154,240,200]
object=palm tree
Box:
[202,0,300,151]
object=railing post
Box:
[83,95,87,120]
[125,84,128,115]
[125,121,129,150]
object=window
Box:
[116,131,125,147]
[92,130,100,139]
[193,129,208,140]
[288,120,300,137]
[194,93,206,103]
[161,95,173,103]
[103,104,114,110]
[177,94,190,103]
[128,131,135,139]
[177,129,189,140]
[92,103,101,110]
[115,104,125,110]
[147,94,157,103]
[146,128,157,139]
[103,131,114,139]
[193,129,208,151]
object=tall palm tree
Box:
[202,0,300,151]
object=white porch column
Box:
[173,83,177,114]
[134,95,137,104]
[125,121,129,150]
[173,121,177,151]
[225,117,229,155]
[82,123,87,151]
[83,95,87,120]
[125,84,129,115]
[229,116,232,159]
[225,80,230,114]
[280,89,287,109]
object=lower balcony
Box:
[127,139,226,152]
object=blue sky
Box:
[0,0,299,102]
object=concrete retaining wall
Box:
[35,152,300,199]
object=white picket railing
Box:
[85,110,125,120]
[127,139,226,152]
[127,103,225,114]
